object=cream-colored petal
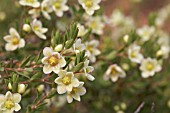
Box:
[5,43,18,51]
[54,77,62,84]
[18,39,25,48]
[5,91,12,100]
[0,95,5,103]
[3,35,13,43]
[111,76,118,82]
[43,47,53,57]
[72,78,79,87]
[72,93,80,101]
[35,31,47,40]
[40,28,48,33]
[66,84,73,92]
[13,93,21,103]
[9,28,20,38]
[78,87,86,96]
[87,74,95,81]
[52,66,60,74]
[67,94,73,103]
[43,65,53,74]
[41,57,48,64]
[59,57,66,67]
[14,103,21,111]
[57,85,66,94]
[58,70,67,77]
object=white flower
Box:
[86,40,101,63]
[156,46,170,59]
[3,28,25,51]
[140,58,162,78]
[128,44,143,63]
[73,39,86,54]
[41,0,53,20]
[19,0,40,8]
[104,64,126,82]
[54,70,80,94]
[81,60,95,81]
[86,16,104,35]
[41,47,66,74]
[78,0,101,15]
[31,19,48,40]
[0,91,21,113]
[52,0,69,17]
[67,82,86,103]
[109,9,134,28]
[137,25,155,42]
[77,23,87,37]
[28,8,41,18]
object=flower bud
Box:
[23,24,31,32]
[123,35,129,43]
[54,44,63,52]
[18,84,26,94]
[37,84,45,92]
[8,82,12,90]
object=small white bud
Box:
[23,24,31,32]
[37,84,45,92]
[18,84,26,94]
[54,44,63,52]
[8,82,12,90]
[156,50,163,57]
[120,102,127,110]
[123,35,129,43]
[121,63,129,71]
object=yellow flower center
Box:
[71,87,78,94]
[87,45,93,53]
[111,67,118,75]
[146,63,154,71]
[34,26,40,31]
[62,76,71,85]
[48,56,59,66]
[131,51,136,58]
[54,2,61,9]
[85,0,93,8]
[12,36,19,45]
[5,100,14,109]
[26,0,34,3]
[90,21,97,29]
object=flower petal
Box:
[5,91,12,100]
[72,93,80,101]
[57,85,66,94]
[87,74,95,81]
[43,65,53,74]
[13,93,21,103]
[0,94,5,103]
[59,57,66,67]
[14,103,21,111]
[52,66,60,74]
[67,94,73,103]
[72,78,79,87]
[43,47,53,57]
[18,39,25,48]
[5,43,18,51]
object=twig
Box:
[134,102,145,113]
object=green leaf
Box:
[73,62,84,72]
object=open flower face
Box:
[78,0,101,15]
[104,64,126,82]
[73,39,86,54]
[137,25,155,42]
[140,58,162,78]
[41,0,53,20]
[42,47,66,74]
[67,82,86,103]
[52,0,69,17]
[77,23,87,37]
[86,16,104,35]
[19,0,40,8]
[54,70,80,94]
[3,28,25,51]
[86,40,101,63]
[31,19,48,40]
[0,91,21,113]
[82,60,95,81]
[128,44,143,63]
